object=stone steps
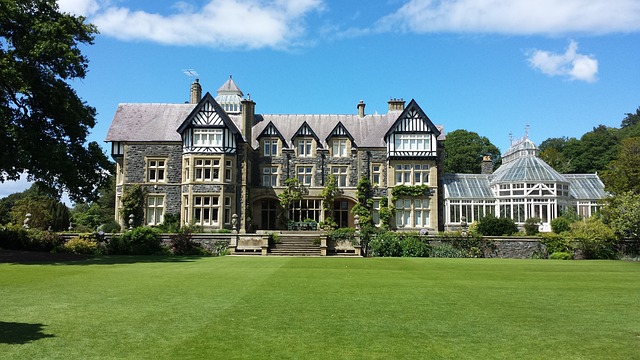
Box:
[269,234,321,256]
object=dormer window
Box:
[297,139,313,157]
[263,139,278,156]
[331,139,348,157]
[194,128,223,147]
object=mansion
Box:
[105,77,606,233]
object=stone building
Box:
[106,77,446,233]
[106,77,606,233]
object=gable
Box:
[384,99,441,139]
[256,121,287,146]
[291,121,321,146]
[177,92,241,136]
[326,122,355,146]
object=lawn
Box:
[1,256,639,359]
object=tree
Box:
[620,107,640,129]
[539,137,572,173]
[6,183,69,230]
[600,191,640,240]
[600,137,640,195]
[0,0,112,202]
[563,125,618,173]
[445,129,501,173]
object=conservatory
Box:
[443,137,606,232]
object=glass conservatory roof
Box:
[490,156,567,184]
[443,174,494,199]
[565,174,608,200]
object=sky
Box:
[2,0,640,199]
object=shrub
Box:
[400,234,429,257]
[570,218,618,259]
[549,251,573,260]
[0,226,63,252]
[369,231,402,257]
[551,217,572,234]
[61,237,98,254]
[541,233,573,255]
[476,216,518,236]
[155,213,181,233]
[108,227,162,255]
[169,226,200,255]
[524,217,541,236]
[428,243,468,258]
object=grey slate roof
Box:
[490,156,567,184]
[105,103,195,142]
[443,174,494,199]
[217,77,243,96]
[565,174,607,200]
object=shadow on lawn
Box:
[0,250,207,265]
[0,321,55,344]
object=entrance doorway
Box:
[260,199,278,230]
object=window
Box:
[193,128,223,147]
[183,158,190,181]
[147,159,166,183]
[372,200,381,226]
[394,133,430,151]
[395,198,430,228]
[332,166,348,187]
[297,166,313,186]
[146,195,164,226]
[372,164,381,185]
[289,199,321,222]
[262,167,278,187]
[194,158,220,181]
[224,196,232,225]
[297,139,313,157]
[332,139,348,157]
[394,163,430,185]
[263,139,278,156]
[225,160,232,182]
[193,195,219,226]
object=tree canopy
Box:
[0,0,112,202]
[444,129,501,174]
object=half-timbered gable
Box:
[177,92,242,154]
[384,99,440,159]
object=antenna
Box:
[182,69,199,78]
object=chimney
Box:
[388,98,405,112]
[241,97,255,142]
[357,100,365,118]
[190,79,202,104]
[481,155,494,174]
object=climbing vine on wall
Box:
[119,184,146,228]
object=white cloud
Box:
[377,0,640,34]
[528,40,598,82]
[57,0,101,16]
[88,0,323,49]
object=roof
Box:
[443,174,494,199]
[490,155,567,184]
[564,174,608,200]
[217,76,243,96]
[105,103,195,142]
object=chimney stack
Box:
[241,97,256,142]
[190,79,202,104]
[357,100,365,118]
[388,98,405,112]
[481,155,494,174]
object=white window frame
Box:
[263,139,278,157]
[194,128,223,147]
[297,139,313,157]
[332,139,348,157]
[394,133,430,151]
[146,195,165,226]
[372,163,381,185]
[331,166,348,187]
[395,198,430,228]
[394,163,430,185]
[262,166,278,187]
[297,166,313,186]
[193,195,220,226]
[147,158,166,183]
[194,158,220,182]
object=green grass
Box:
[1,257,639,359]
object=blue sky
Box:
[2,0,640,198]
